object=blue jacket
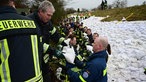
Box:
[67,50,108,82]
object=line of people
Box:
[56,16,111,81]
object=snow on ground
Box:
[82,16,146,82]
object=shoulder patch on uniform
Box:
[83,72,89,78]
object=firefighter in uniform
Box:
[74,25,92,62]
[0,0,43,81]
[28,1,66,82]
[28,1,66,46]
[64,36,108,82]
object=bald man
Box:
[93,36,108,53]
[66,36,108,82]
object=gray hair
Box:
[38,0,55,13]
[98,36,108,50]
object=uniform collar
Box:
[0,6,17,14]
[34,11,48,25]
[88,50,107,60]
[34,11,41,21]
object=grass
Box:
[91,5,146,21]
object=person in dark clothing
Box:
[104,0,108,9]
[86,28,94,45]
[28,1,66,45]
[27,1,66,82]
[101,0,104,10]
[0,0,43,81]
[65,36,108,82]
[93,32,99,41]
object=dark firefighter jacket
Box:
[67,50,108,82]
[0,6,43,81]
[28,11,66,82]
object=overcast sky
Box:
[64,0,146,10]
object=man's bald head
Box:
[99,36,108,49]
[93,36,108,53]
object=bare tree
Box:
[142,1,146,5]
[120,0,127,8]
[112,0,127,8]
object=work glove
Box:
[56,67,67,81]
[144,68,146,75]
[56,67,63,80]
[107,44,111,55]
[53,49,65,59]
[48,47,65,59]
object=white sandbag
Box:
[62,39,76,64]
[64,38,70,45]
[86,45,93,53]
